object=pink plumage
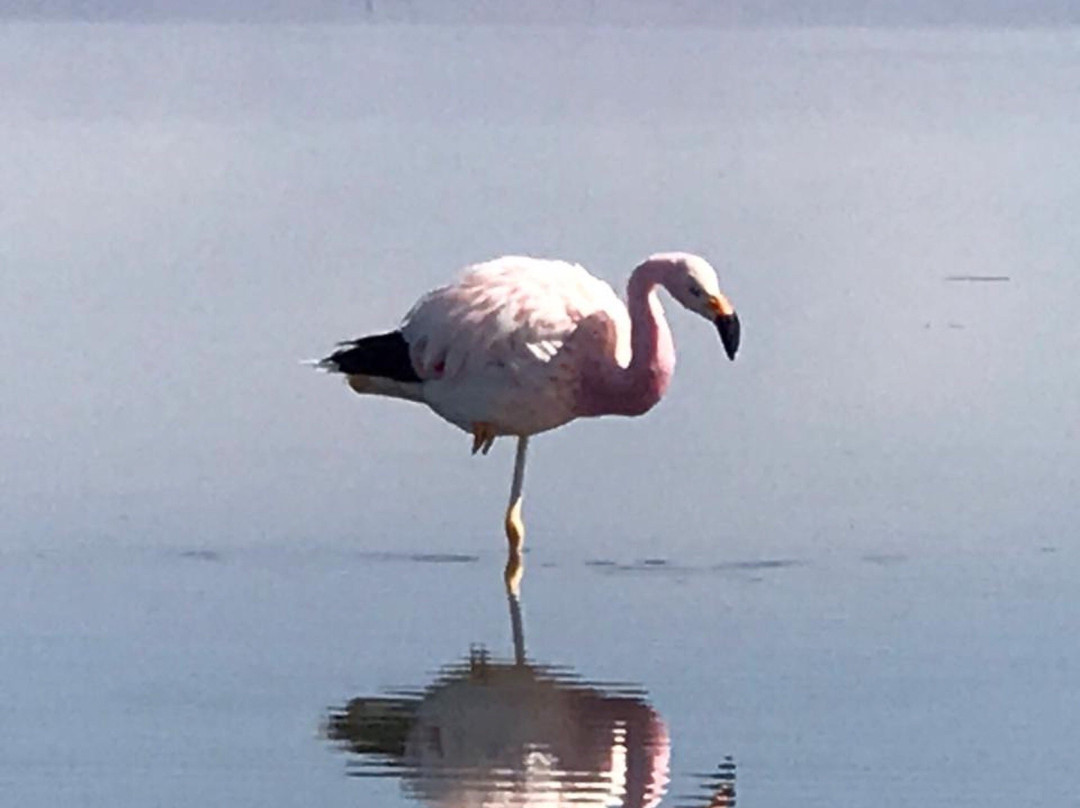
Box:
[314,251,740,583]
[401,256,631,436]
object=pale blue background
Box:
[1,7,1078,806]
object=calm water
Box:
[2,19,1079,808]
[3,544,1077,806]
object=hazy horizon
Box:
[3,0,1080,26]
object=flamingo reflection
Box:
[325,584,734,807]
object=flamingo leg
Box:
[470,422,497,455]
[507,584,526,667]
[503,436,529,596]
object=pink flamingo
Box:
[314,252,739,586]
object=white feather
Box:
[402,256,627,381]
[399,256,631,434]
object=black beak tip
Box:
[716,312,740,361]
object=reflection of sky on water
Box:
[1,541,1077,806]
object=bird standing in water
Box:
[314,252,740,590]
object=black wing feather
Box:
[321,331,420,382]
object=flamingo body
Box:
[400,256,631,436]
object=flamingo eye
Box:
[688,285,703,298]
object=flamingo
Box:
[313,252,740,587]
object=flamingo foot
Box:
[470,422,497,455]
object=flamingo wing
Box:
[402,256,629,382]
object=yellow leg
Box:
[505,498,524,554]
[470,422,497,455]
[502,436,529,596]
[504,546,523,598]
[504,497,525,595]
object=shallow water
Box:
[3,18,1080,808]
[3,543,1077,807]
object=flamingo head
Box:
[652,252,741,360]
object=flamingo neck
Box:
[585,260,676,417]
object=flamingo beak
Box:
[707,295,740,361]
